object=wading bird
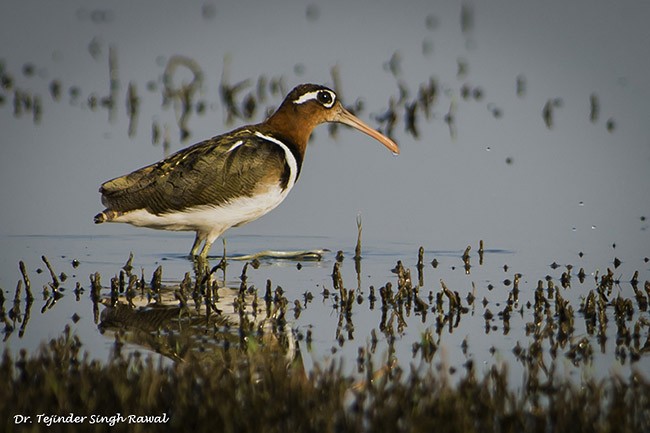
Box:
[95,84,399,258]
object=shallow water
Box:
[2,231,648,388]
[1,0,649,387]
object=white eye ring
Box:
[293,89,336,108]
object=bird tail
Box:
[94,209,122,224]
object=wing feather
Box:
[99,128,289,215]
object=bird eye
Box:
[317,90,333,106]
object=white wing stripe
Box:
[226,140,244,153]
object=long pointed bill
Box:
[335,106,400,155]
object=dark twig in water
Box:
[328,65,343,138]
[543,99,553,129]
[590,93,600,123]
[354,214,363,262]
[151,119,160,145]
[417,246,425,287]
[516,74,526,98]
[107,45,119,124]
[18,261,34,302]
[234,249,327,261]
[404,100,419,138]
[444,98,457,140]
[122,252,134,276]
[163,55,203,142]
[417,78,438,120]
[41,256,59,291]
[219,57,250,125]
[375,97,397,140]
[460,3,474,34]
[440,279,461,310]
[462,245,471,275]
[10,281,22,324]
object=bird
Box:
[94,83,399,258]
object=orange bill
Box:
[334,106,400,155]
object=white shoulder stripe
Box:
[254,131,298,189]
[254,131,286,148]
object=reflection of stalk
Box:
[0,292,9,336]
[90,272,102,324]
[354,215,363,292]
[11,281,22,326]
[417,246,424,287]
[354,214,362,261]
[19,282,33,338]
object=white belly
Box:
[113,185,292,234]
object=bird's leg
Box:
[189,231,205,257]
[199,237,215,259]
[199,231,224,259]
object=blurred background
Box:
[1,0,648,253]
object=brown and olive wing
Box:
[99,130,290,215]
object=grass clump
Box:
[1,326,648,433]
